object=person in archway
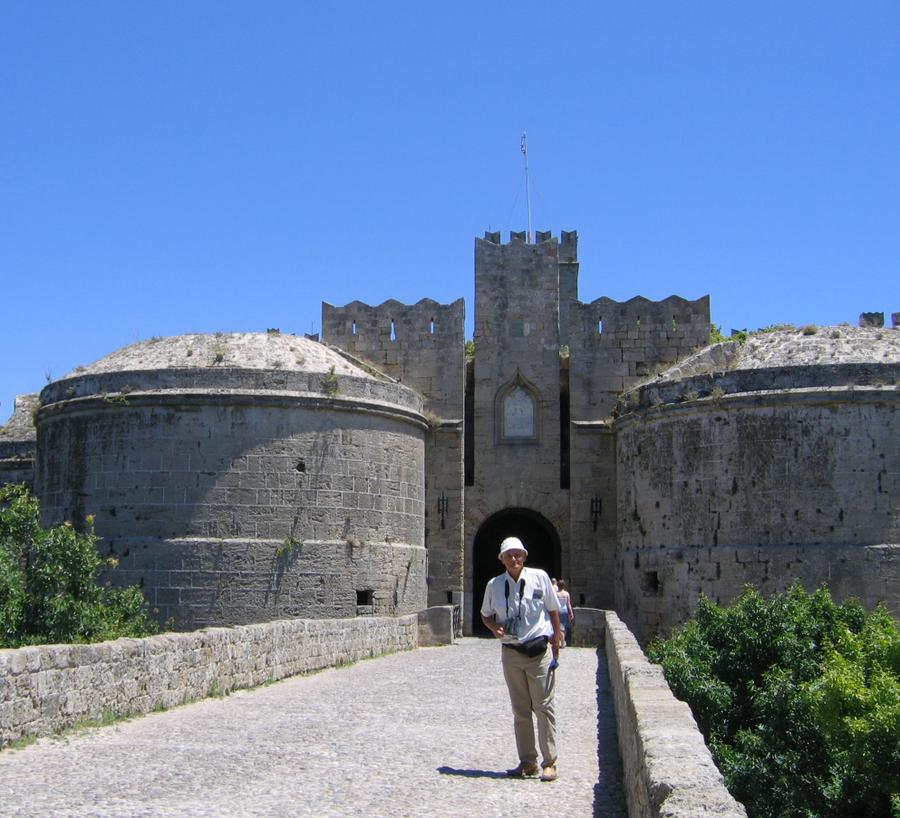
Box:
[553,579,575,647]
[480,536,564,782]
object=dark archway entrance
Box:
[472,508,561,635]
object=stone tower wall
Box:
[465,232,571,624]
[566,295,710,613]
[35,367,427,630]
[538,229,579,346]
[615,379,899,641]
[321,298,466,608]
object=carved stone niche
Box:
[495,371,540,445]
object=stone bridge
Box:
[0,611,745,817]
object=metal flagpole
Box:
[521,132,533,244]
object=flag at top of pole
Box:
[521,131,533,244]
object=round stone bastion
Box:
[34,332,428,630]
[614,325,899,641]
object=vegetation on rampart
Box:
[0,485,157,648]
[710,324,748,345]
[648,585,900,818]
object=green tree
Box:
[0,484,157,647]
[803,606,900,816]
[648,585,900,818]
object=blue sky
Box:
[2,2,898,420]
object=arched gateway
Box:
[472,508,561,634]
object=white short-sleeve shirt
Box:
[480,566,560,645]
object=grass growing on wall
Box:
[0,484,158,648]
[648,585,900,818]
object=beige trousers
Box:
[500,644,557,766]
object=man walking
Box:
[480,536,564,781]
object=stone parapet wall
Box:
[0,615,418,748]
[569,295,710,420]
[39,368,424,417]
[603,609,747,818]
[321,298,466,417]
[633,362,898,410]
[569,606,605,646]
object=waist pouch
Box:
[504,636,549,657]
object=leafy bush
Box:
[0,484,157,647]
[709,325,748,346]
[648,585,900,818]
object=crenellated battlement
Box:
[322,298,464,346]
[573,294,711,338]
[322,298,465,414]
[475,230,579,314]
[859,311,900,328]
[479,230,578,252]
[568,294,711,421]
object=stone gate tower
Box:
[323,229,712,633]
[465,231,576,630]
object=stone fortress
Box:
[1,231,898,642]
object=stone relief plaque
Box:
[504,386,534,438]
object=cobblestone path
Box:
[0,638,626,818]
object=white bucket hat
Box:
[499,536,527,556]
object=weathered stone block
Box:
[416,606,456,646]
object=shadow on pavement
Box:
[437,766,510,779]
[593,648,628,818]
